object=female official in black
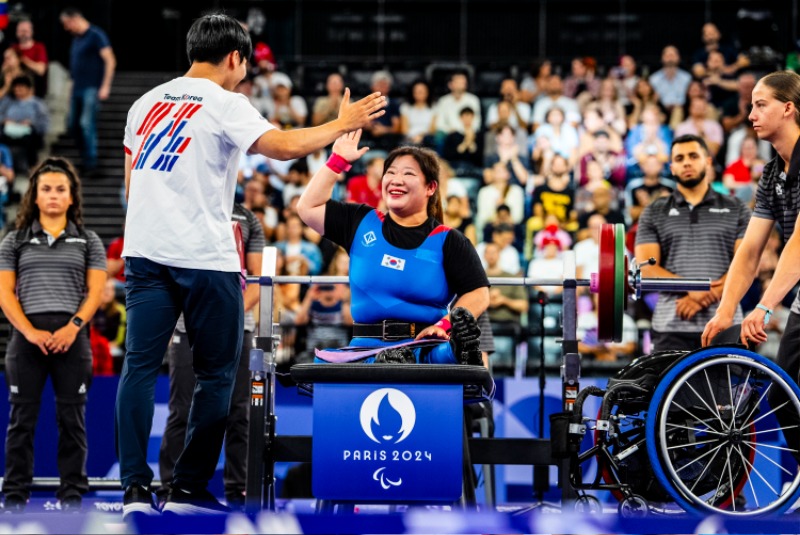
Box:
[0,157,106,512]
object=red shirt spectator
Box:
[107,236,125,282]
[12,20,48,98]
[90,326,114,376]
[346,156,385,208]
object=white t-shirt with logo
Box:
[123,77,274,271]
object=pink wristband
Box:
[435,318,452,332]
[326,153,352,174]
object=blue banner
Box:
[312,383,463,502]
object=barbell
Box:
[250,224,709,344]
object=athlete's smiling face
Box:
[382,155,436,219]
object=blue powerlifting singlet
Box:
[344,210,457,363]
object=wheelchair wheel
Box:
[645,347,800,516]
[574,494,602,514]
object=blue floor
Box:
[1,496,798,534]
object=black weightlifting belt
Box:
[352,321,427,341]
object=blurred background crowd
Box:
[2,0,799,376]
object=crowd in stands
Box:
[231,22,796,370]
[2,13,797,374]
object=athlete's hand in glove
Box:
[332,129,369,163]
[337,88,386,132]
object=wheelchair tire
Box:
[645,347,800,516]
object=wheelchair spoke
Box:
[691,372,728,431]
[689,441,724,494]
[675,440,727,475]
[665,422,726,436]
[666,437,721,450]
[727,366,736,430]
[742,424,799,437]
[743,399,792,431]
[745,441,798,473]
[708,368,725,428]
[725,445,737,511]
[739,382,773,431]
[730,368,752,422]
[710,448,733,507]
[732,443,760,509]
[741,442,781,495]
[672,400,725,434]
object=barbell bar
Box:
[248,225,709,343]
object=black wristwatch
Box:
[71,316,84,329]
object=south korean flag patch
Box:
[381,254,406,271]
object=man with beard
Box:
[635,134,750,351]
[648,45,692,112]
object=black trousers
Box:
[159,330,253,499]
[651,330,702,352]
[772,311,800,463]
[2,313,92,501]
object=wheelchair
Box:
[553,345,800,517]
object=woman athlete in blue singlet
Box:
[297,130,489,364]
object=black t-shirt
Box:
[578,208,626,229]
[532,181,575,224]
[630,182,674,207]
[324,200,489,297]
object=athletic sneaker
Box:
[1,495,26,513]
[162,487,231,515]
[122,485,159,518]
[60,495,82,513]
[450,307,482,365]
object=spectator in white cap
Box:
[266,72,307,129]
[362,70,403,151]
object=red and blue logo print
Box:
[132,101,203,172]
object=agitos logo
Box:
[359,388,416,444]
[340,388,433,490]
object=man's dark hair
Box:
[10,75,33,90]
[459,106,475,117]
[186,13,253,66]
[671,134,710,156]
[60,7,83,18]
[288,159,309,175]
[494,223,515,234]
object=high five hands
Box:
[332,129,370,163]
[337,88,386,132]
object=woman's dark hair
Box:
[531,59,551,78]
[16,157,84,229]
[407,79,433,107]
[382,146,443,222]
[759,71,800,126]
[186,12,253,66]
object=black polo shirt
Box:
[637,185,751,332]
[753,135,800,314]
[0,220,106,316]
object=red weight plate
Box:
[597,224,617,342]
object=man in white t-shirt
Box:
[117,13,385,517]
[434,72,482,135]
